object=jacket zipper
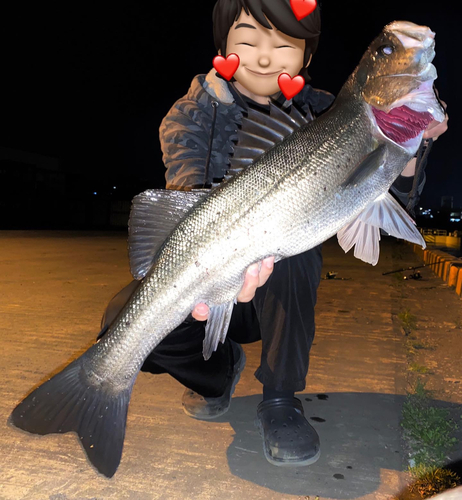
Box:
[203,100,219,188]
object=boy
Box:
[102,0,447,466]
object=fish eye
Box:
[376,45,394,56]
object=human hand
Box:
[423,99,448,141]
[191,257,275,321]
[401,98,448,177]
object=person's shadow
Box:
[209,392,462,499]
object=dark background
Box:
[1,0,460,229]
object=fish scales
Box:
[88,97,404,388]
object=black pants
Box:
[100,246,323,397]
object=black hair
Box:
[212,0,321,81]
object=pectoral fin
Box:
[128,189,207,279]
[337,192,426,265]
[202,301,235,360]
[341,145,387,188]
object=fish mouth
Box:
[386,21,435,49]
[370,64,444,152]
[383,66,443,117]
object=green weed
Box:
[406,340,433,356]
[410,341,431,350]
[399,309,418,332]
[407,465,460,499]
[401,380,459,467]
[413,379,433,400]
[408,363,430,374]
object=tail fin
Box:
[9,352,133,478]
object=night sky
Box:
[3,0,461,209]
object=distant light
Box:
[450,218,461,223]
[430,215,434,218]
[93,192,97,195]
[113,186,117,189]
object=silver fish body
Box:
[89,96,407,384]
[11,21,445,477]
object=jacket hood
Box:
[185,70,236,110]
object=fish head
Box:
[355,21,445,152]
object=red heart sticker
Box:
[278,73,305,100]
[290,0,317,21]
[213,53,240,81]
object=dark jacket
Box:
[159,69,334,190]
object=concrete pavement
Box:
[0,231,461,500]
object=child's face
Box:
[225,10,306,98]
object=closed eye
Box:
[276,45,295,49]
[237,42,256,47]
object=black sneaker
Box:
[182,342,246,420]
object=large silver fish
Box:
[10,21,445,477]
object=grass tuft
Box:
[402,380,459,467]
[399,308,418,333]
[407,465,460,499]
[408,363,430,374]
[407,340,432,351]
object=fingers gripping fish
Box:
[10,22,445,477]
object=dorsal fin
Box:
[227,102,308,179]
[128,189,207,279]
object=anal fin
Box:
[202,301,235,360]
